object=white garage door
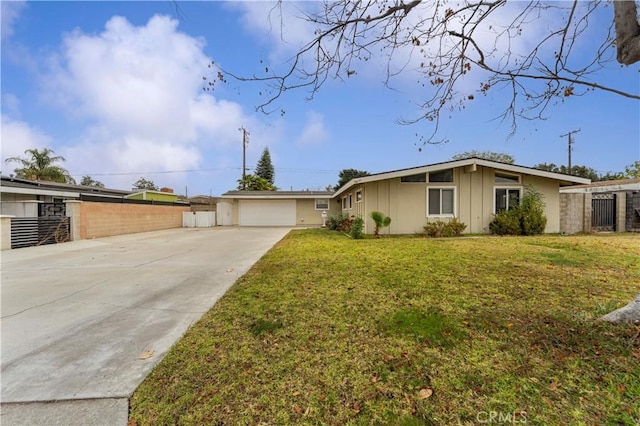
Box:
[239,200,296,226]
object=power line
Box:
[71,166,340,177]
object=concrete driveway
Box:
[0,227,291,425]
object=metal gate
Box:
[592,193,616,232]
[11,203,71,249]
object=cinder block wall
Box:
[79,202,190,239]
[560,193,585,234]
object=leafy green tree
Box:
[237,174,277,191]
[255,147,275,185]
[370,211,391,237]
[5,148,75,184]
[80,175,105,188]
[335,169,370,190]
[451,151,515,164]
[133,177,158,191]
[534,163,599,181]
[597,171,627,181]
[625,161,640,179]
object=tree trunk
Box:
[601,291,640,324]
[613,0,640,65]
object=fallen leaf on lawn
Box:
[529,377,539,383]
[139,350,154,360]
[384,354,395,361]
[549,382,559,391]
[292,391,301,397]
[293,405,303,414]
[418,388,433,399]
[371,375,378,383]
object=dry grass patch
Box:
[129,231,640,425]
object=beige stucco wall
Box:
[295,198,337,226]
[344,165,564,235]
[1,216,14,250]
[227,197,338,226]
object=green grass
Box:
[129,230,640,425]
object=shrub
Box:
[370,211,391,237]
[423,218,467,237]
[350,216,364,239]
[489,185,547,235]
[520,186,547,235]
[489,209,522,235]
[328,212,353,232]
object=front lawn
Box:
[129,231,640,425]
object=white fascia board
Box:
[0,186,80,198]
[222,194,328,200]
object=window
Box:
[315,199,329,210]
[427,187,455,216]
[428,169,454,183]
[348,194,353,209]
[356,190,363,202]
[495,188,521,212]
[495,172,520,183]
[342,197,348,209]
[401,173,426,183]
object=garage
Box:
[238,199,296,226]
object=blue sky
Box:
[2,1,638,196]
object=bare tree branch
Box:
[204,0,640,143]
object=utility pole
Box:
[239,126,250,189]
[560,129,580,174]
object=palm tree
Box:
[5,148,75,184]
[370,211,391,237]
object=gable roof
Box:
[333,158,591,198]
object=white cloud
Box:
[40,14,257,191]
[232,2,319,63]
[2,93,21,118]
[1,0,26,42]
[297,110,328,146]
[1,115,52,172]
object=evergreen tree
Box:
[335,169,370,190]
[255,147,275,185]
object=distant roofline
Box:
[1,175,133,197]
[222,190,334,199]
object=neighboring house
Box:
[560,178,640,233]
[1,176,190,250]
[1,175,133,216]
[221,191,337,227]
[126,188,179,203]
[332,158,590,235]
